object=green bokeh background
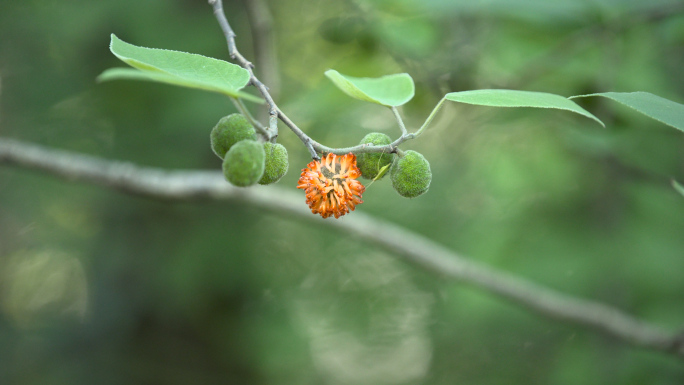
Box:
[1,0,683,384]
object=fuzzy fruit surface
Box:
[211,113,257,159]
[259,142,289,185]
[222,140,265,187]
[390,150,431,198]
[357,132,394,180]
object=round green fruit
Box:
[210,113,257,159]
[222,140,265,187]
[390,150,432,198]
[259,142,289,185]
[356,132,394,180]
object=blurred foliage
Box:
[1,0,684,384]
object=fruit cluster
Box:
[210,114,288,187]
[356,132,432,198]
[211,113,432,216]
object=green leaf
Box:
[445,89,605,127]
[324,69,415,107]
[673,180,684,198]
[99,34,263,103]
[373,163,391,182]
[97,68,263,104]
[570,92,684,133]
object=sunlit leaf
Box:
[99,34,263,103]
[570,92,684,133]
[325,69,415,107]
[673,180,684,198]
[445,89,604,126]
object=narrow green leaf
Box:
[673,180,684,198]
[373,163,391,182]
[97,68,263,103]
[445,89,605,127]
[570,92,684,133]
[101,34,263,103]
[325,69,415,107]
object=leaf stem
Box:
[230,97,269,138]
[415,97,446,137]
[391,106,408,136]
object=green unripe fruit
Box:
[357,132,394,180]
[210,113,257,159]
[222,140,265,187]
[390,150,432,198]
[259,142,289,185]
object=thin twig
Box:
[209,0,278,140]
[1,137,683,359]
[275,108,413,157]
[312,134,414,156]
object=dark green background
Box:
[1,0,683,384]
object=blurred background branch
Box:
[245,0,280,103]
[1,136,682,359]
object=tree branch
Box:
[208,0,417,159]
[1,137,683,360]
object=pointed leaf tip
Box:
[570,92,684,133]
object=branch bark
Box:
[1,137,683,359]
